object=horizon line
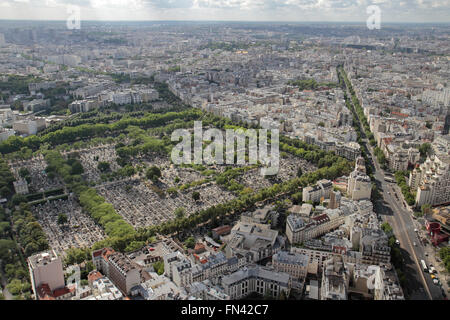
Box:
[0,19,449,25]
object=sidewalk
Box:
[423,243,449,298]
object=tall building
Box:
[329,190,342,209]
[443,107,450,135]
[27,250,65,300]
[347,156,372,201]
[412,155,450,207]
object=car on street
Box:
[395,239,400,245]
[413,242,417,246]
[414,228,418,232]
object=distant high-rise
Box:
[329,190,341,209]
[443,107,450,135]
[0,33,5,47]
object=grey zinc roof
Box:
[273,251,309,267]
[222,265,290,287]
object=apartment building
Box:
[221,265,291,299]
[302,179,333,203]
[240,205,279,227]
[23,99,50,112]
[185,281,231,300]
[286,209,346,245]
[69,100,99,113]
[335,141,361,161]
[359,229,391,266]
[164,251,233,288]
[73,82,112,99]
[110,88,159,105]
[320,255,349,300]
[413,155,450,207]
[13,179,29,195]
[27,250,65,300]
[92,248,141,295]
[78,273,123,300]
[272,251,309,280]
[374,266,405,300]
[225,221,283,263]
[0,128,14,142]
[172,259,194,288]
[13,118,46,136]
[347,170,372,201]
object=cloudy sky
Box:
[0,0,449,22]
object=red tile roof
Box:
[88,270,103,284]
[212,225,232,235]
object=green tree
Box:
[153,260,164,275]
[146,166,161,182]
[18,168,30,178]
[418,143,432,157]
[184,236,195,249]
[70,161,84,175]
[192,191,200,201]
[57,213,68,225]
[175,207,185,219]
[421,204,432,215]
[97,161,111,173]
[381,222,393,235]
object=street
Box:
[367,142,444,300]
[339,67,446,300]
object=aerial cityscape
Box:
[0,3,449,305]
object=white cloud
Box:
[0,0,448,21]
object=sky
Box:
[0,0,449,23]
